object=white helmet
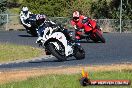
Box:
[22,7,29,15]
[73,11,80,21]
[73,11,80,18]
[22,7,28,11]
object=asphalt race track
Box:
[0,31,132,70]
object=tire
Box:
[74,45,85,60]
[95,30,105,43]
[29,28,38,37]
[30,31,38,37]
[90,35,98,43]
[48,42,66,61]
[24,25,38,37]
[45,49,51,55]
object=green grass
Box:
[0,43,44,62]
[0,71,132,88]
[8,8,20,14]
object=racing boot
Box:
[36,37,43,44]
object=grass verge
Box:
[0,64,132,88]
[0,43,45,63]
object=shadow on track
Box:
[77,40,103,43]
[18,35,36,37]
[28,58,77,63]
[78,40,94,43]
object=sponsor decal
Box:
[80,68,131,86]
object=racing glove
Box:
[73,25,80,31]
[27,24,31,27]
[82,17,89,24]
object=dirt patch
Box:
[8,23,25,31]
[0,64,132,84]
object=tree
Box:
[109,0,132,19]
[0,0,7,13]
[22,0,69,17]
[90,0,110,19]
[21,0,91,17]
[90,0,132,19]
[7,0,21,8]
[67,0,91,17]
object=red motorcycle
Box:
[76,18,105,43]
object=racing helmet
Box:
[22,7,29,15]
[73,11,80,21]
[36,14,46,25]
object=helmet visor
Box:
[23,11,28,15]
[73,17,79,21]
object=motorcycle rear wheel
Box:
[48,42,66,61]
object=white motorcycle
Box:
[39,20,85,61]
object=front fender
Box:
[44,32,73,56]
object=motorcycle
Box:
[20,14,39,36]
[38,20,85,61]
[76,18,105,43]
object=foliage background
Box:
[0,0,7,13]
[1,0,132,19]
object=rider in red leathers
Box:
[71,11,105,43]
[70,11,90,41]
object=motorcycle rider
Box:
[35,14,58,43]
[35,14,46,43]
[70,11,90,41]
[20,7,32,28]
[20,7,46,43]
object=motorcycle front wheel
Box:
[90,29,105,43]
[47,42,66,61]
[74,44,85,60]
[95,30,105,43]
[28,27,38,37]
[24,25,38,37]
